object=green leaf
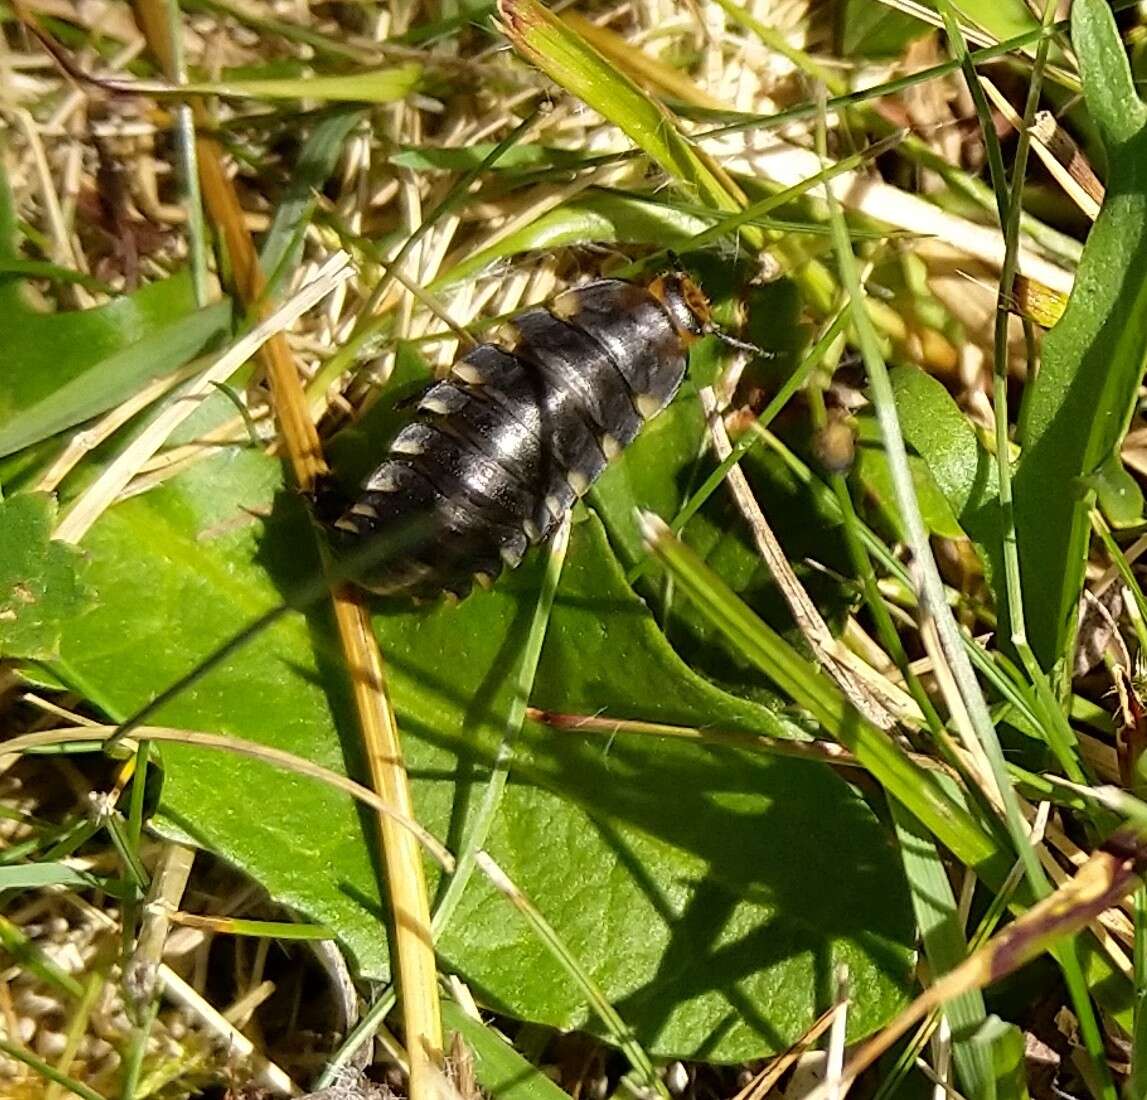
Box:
[390,143,591,172]
[1013,0,1147,670]
[943,0,1040,50]
[889,365,1004,593]
[891,802,991,1100]
[969,1016,1031,1100]
[259,108,366,290]
[498,0,740,218]
[0,494,89,660]
[853,417,964,542]
[0,273,231,460]
[0,860,120,894]
[53,448,914,1061]
[170,63,422,103]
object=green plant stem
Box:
[950,0,1088,784]
[627,307,850,587]
[1132,885,1147,1096]
[822,62,1117,1097]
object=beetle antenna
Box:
[707,326,774,359]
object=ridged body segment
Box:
[334,277,704,598]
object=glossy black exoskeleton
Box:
[331,274,712,598]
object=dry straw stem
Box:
[124,1,447,1086]
[730,1005,839,1100]
[329,591,445,1078]
[129,0,325,490]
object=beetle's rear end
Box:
[332,275,710,599]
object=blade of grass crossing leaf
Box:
[889,802,992,1099]
[637,514,1007,879]
[330,588,444,1090]
[476,851,668,1100]
[433,515,571,937]
[627,308,849,587]
[133,7,440,1091]
[819,101,1047,890]
[0,296,231,459]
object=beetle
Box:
[328,272,721,599]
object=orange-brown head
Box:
[647,271,712,345]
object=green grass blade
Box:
[890,802,992,1099]
[476,851,668,1099]
[637,513,1007,879]
[159,63,422,103]
[432,516,570,936]
[259,107,365,295]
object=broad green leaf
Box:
[52,448,914,1061]
[853,416,964,542]
[170,63,422,103]
[0,154,229,460]
[1013,0,1147,671]
[0,494,89,660]
[0,158,227,463]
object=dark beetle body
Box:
[334,275,711,598]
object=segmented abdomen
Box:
[334,278,696,598]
